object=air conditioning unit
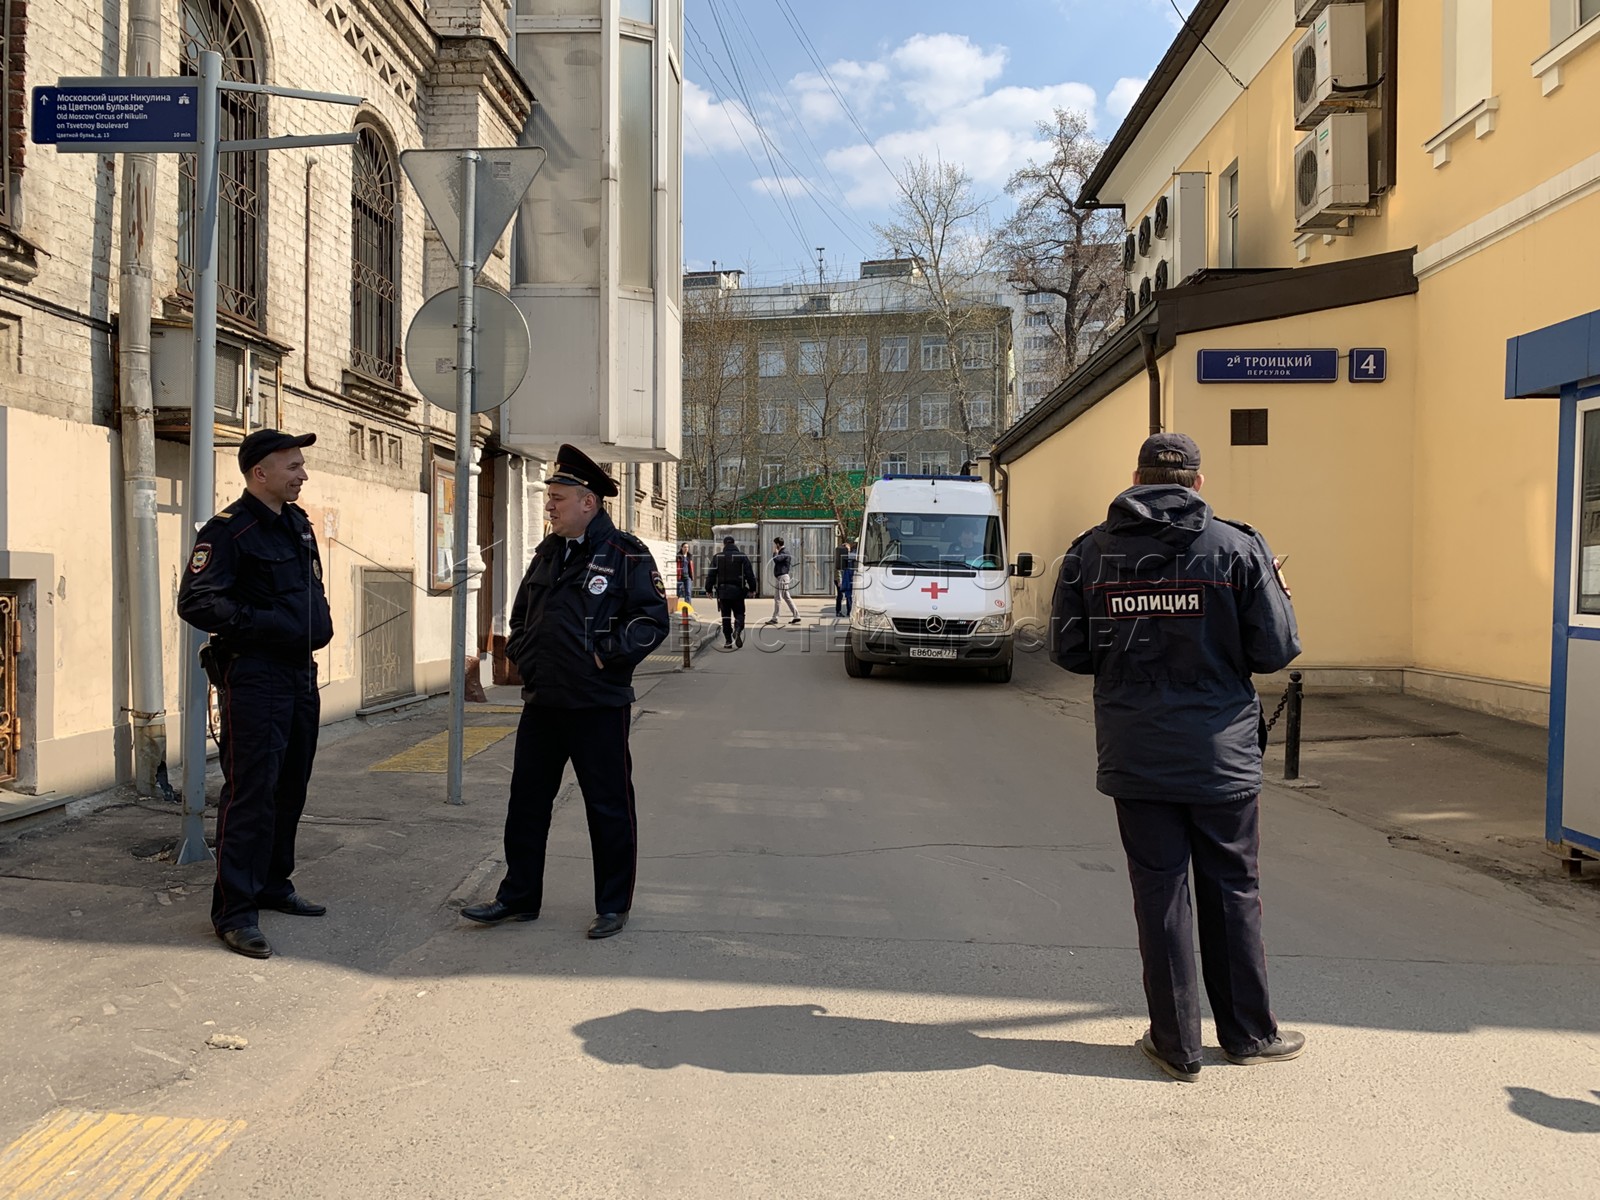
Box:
[147,320,282,439]
[1124,172,1206,317]
[1295,0,1333,25]
[1293,3,1370,129]
[1294,113,1370,229]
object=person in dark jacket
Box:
[462,445,670,939]
[1050,432,1304,1083]
[834,541,857,617]
[704,535,757,649]
[765,536,801,625]
[177,429,335,960]
[675,542,695,604]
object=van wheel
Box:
[987,656,1013,683]
[845,646,872,678]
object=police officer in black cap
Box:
[177,429,334,959]
[462,444,670,938]
[1050,432,1305,1082]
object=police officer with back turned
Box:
[177,429,334,960]
[463,445,670,939]
[1050,432,1304,1083]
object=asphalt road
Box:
[5,620,1600,1198]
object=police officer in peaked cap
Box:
[462,444,670,939]
[177,428,335,959]
[1049,432,1306,1082]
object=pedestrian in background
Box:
[766,536,801,626]
[835,540,857,618]
[705,535,756,650]
[463,445,670,940]
[675,541,695,605]
[177,429,334,960]
[1049,432,1304,1083]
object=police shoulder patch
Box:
[189,543,213,573]
[650,569,666,597]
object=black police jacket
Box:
[703,549,756,601]
[1049,485,1300,803]
[177,491,334,664]
[506,511,671,708]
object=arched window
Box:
[351,124,399,384]
[179,0,262,324]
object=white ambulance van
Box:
[846,474,1035,682]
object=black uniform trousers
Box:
[497,704,637,916]
[1113,794,1277,1065]
[212,656,320,934]
[717,596,747,645]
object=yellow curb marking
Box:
[471,705,524,713]
[369,726,516,773]
[0,1110,245,1199]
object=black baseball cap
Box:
[239,429,316,474]
[1137,432,1201,470]
[547,443,619,498]
[722,535,737,546]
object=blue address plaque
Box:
[1349,347,1388,382]
[31,81,200,152]
[1196,348,1339,383]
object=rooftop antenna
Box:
[815,246,825,282]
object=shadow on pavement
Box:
[1504,1087,1600,1133]
[572,1003,1151,1081]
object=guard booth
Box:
[1506,309,1600,875]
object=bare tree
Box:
[874,158,1002,464]
[997,108,1124,380]
[680,285,759,536]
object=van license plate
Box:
[909,647,957,659]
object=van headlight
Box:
[974,614,1012,634]
[854,607,892,632]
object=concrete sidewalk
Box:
[1010,649,1600,913]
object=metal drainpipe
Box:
[1138,324,1162,434]
[117,0,167,796]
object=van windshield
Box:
[861,513,1003,568]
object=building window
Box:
[1024,291,1051,305]
[920,451,950,476]
[758,400,787,434]
[682,348,703,378]
[1231,408,1268,446]
[652,462,663,495]
[387,434,403,466]
[368,429,385,462]
[1021,381,1047,400]
[1441,0,1493,123]
[798,339,825,375]
[349,421,365,458]
[880,400,908,431]
[920,335,949,371]
[880,453,908,476]
[758,340,786,377]
[799,399,823,436]
[721,345,746,377]
[920,395,949,429]
[180,0,264,324]
[838,399,865,432]
[967,397,994,427]
[0,1,24,228]
[879,335,909,372]
[760,459,784,488]
[838,452,865,473]
[1024,312,1049,328]
[718,459,742,490]
[959,333,993,369]
[1220,161,1240,269]
[836,336,867,373]
[717,406,739,435]
[352,123,399,384]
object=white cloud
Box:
[683,79,763,158]
[749,175,814,198]
[791,60,891,127]
[1106,77,1147,124]
[888,33,1007,114]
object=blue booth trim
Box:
[1505,310,1600,400]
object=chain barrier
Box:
[1263,689,1291,734]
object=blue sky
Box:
[682,0,1198,284]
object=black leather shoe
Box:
[219,926,272,959]
[1224,1029,1306,1065]
[587,912,628,939]
[735,630,744,647]
[262,893,326,917]
[461,899,539,925]
[1139,1033,1200,1083]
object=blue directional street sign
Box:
[1196,348,1339,383]
[1349,347,1388,382]
[31,80,199,153]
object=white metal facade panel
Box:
[1562,636,1600,839]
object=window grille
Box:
[352,125,399,383]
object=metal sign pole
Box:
[176,50,222,865]
[447,151,480,807]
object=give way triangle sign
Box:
[400,147,547,271]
